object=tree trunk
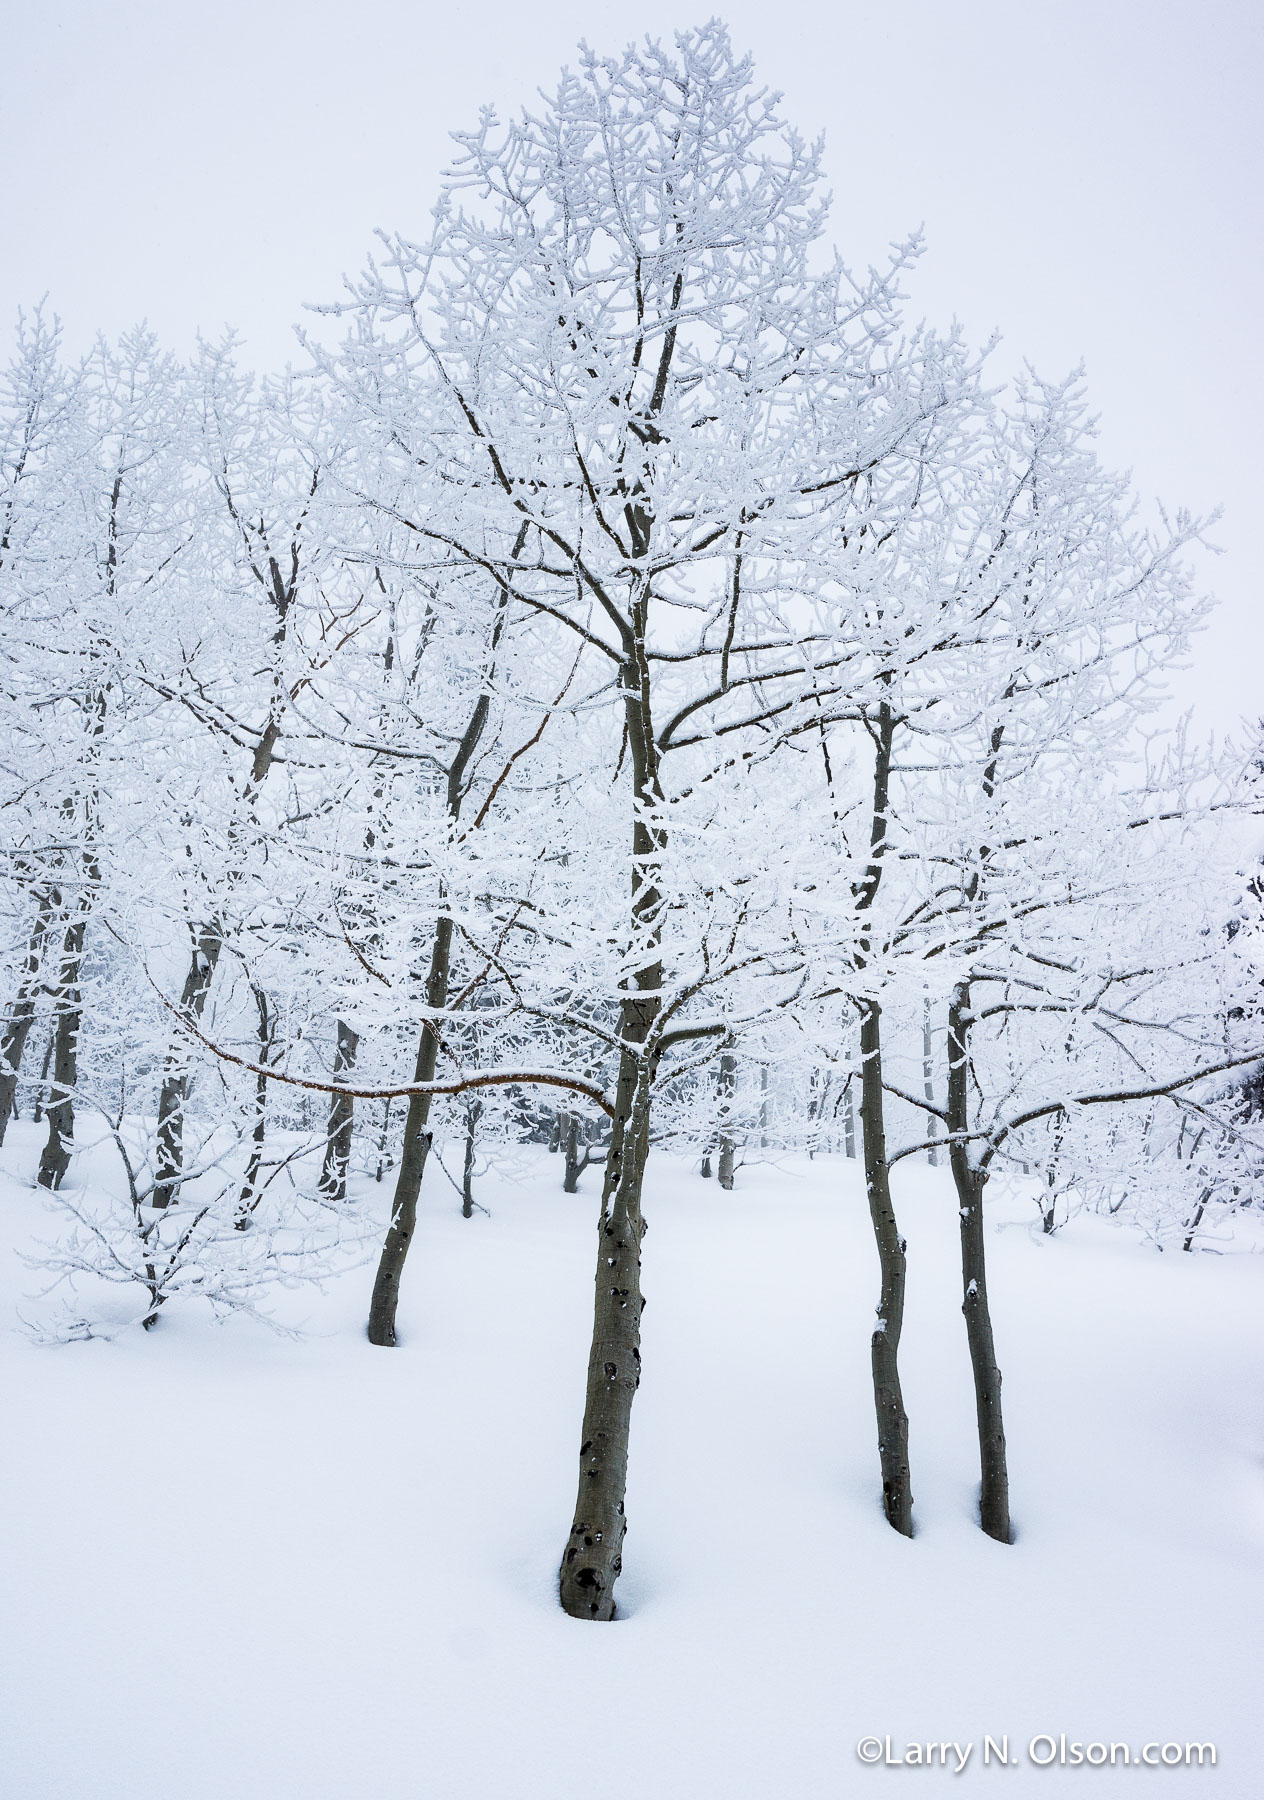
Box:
[375,1097,394,1183]
[152,923,223,1207]
[31,1028,55,1124]
[842,1075,856,1159]
[234,986,273,1229]
[319,1019,360,1201]
[0,886,56,1146]
[563,1112,587,1193]
[364,595,509,1340]
[853,698,913,1534]
[366,916,453,1346]
[559,616,664,1622]
[151,696,289,1210]
[36,908,89,1191]
[1182,1188,1211,1253]
[807,1068,829,1159]
[559,1044,650,1620]
[922,994,940,1167]
[947,981,1010,1543]
[859,997,913,1535]
[461,1097,481,1219]
[716,1050,736,1190]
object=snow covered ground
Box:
[2,1125,1261,1797]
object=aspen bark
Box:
[947,981,1010,1543]
[365,587,509,1343]
[366,914,453,1346]
[563,1112,585,1193]
[36,906,88,1191]
[234,986,273,1229]
[559,1041,650,1619]
[922,995,940,1167]
[32,1029,54,1124]
[559,620,664,1621]
[461,1097,481,1219]
[716,1050,737,1191]
[35,737,103,1189]
[0,885,55,1145]
[859,997,913,1534]
[854,699,913,1532]
[319,1019,360,1201]
[374,1097,393,1183]
[152,500,299,1207]
[842,1075,856,1159]
[807,1068,829,1159]
[1182,1190,1211,1252]
[152,923,224,1207]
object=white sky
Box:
[5,0,1260,733]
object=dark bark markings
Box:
[855,700,914,1535]
[558,583,665,1621]
[36,900,90,1190]
[716,1049,737,1191]
[366,592,510,1345]
[152,473,315,1207]
[319,1019,360,1202]
[0,883,56,1145]
[946,979,1011,1543]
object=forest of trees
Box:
[2,25,1261,1621]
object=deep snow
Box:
[2,1124,1261,1797]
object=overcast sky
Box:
[5,0,1260,732]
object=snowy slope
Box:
[2,1125,1261,1797]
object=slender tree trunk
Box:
[233,986,273,1227]
[562,1113,579,1191]
[853,698,913,1533]
[462,1097,481,1219]
[559,614,664,1622]
[366,914,453,1346]
[808,1068,829,1159]
[364,589,509,1342]
[559,1043,651,1620]
[842,1074,856,1159]
[947,981,1010,1543]
[37,908,89,1191]
[1038,1102,1069,1233]
[33,567,108,1187]
[716,1050,736,1190]
[0,886,56,1145]
[32,1028,54,1124]
[717,1139,735,1190]
[564,1112,593,1193]
[923,995,939,1167]
[152,923,223,1207]
[375,1097,393,1183]
[759,1063,769,1148]
[1182,1189,1211,1253]
[319,1019,360,1201]
[34,786,100,1185]
[151,680,290,1210]
[859,997,913,1534]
